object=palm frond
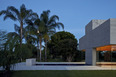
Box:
[48,15,59,25]
[39,21,46,32]
[7,6,20,19]
[24,9,32,20]
[6,32,20,45]
[48,26,56,31]
[0,10,6,16]
[14,24,20,33]
[48,30,56,35]
[50,22,64,30]
[27,12,38,21]
[25,19,34,26]
[34,18,40,25]
[40,10,50,23]
[20,4,26,20]
[46,10,50,14]
[7,32,19,38]
[5,32,20,51]
[3,13,17,21]
[20,4,26,13]
[57,22,64,30]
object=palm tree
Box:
[25,10,64,61]
[0,4,38,50]
[24,19,39,59]
[6,24,35,61]
[36,20,45,62]
[24,16,41,60]
[0,30,18,75]
[26,13,47,62]
[41,10,64,61]
[27,14,46,62]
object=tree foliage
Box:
[25,10,64,61]
[0,51,17,71]
[0,4,66,77]
[58,39,77,62]
[0,31,18,77]
[48,31,78,62]
[0,30,7,51]
[0,4,38,50]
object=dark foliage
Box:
[48,31,79,62]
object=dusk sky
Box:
[0,0,116,40]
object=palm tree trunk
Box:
[39,38,42,62]
[20,21,23,61]
[45,39,47,61]
[20,21,23,47]
[37,41,39,61]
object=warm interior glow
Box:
[81,49,85,51]
[96,45,116,51]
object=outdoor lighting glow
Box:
[37,30,39,33]
[96,45,116,51]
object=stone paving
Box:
[0,62,116,70]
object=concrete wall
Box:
[79,18,116,65]
[85,20,106,35]
[85,48,96,65]
[91,19,110,47]
[79,19,110,50]
[85,21,92,35]
[110,19,116,44]
[92,20,106,30]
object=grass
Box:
[10,70,116,77]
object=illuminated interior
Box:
[82,49,85,52]
[96,45,116,51]
[96,45,116,66]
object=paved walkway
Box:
[0,62,116,70]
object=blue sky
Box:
[0,0,116,40]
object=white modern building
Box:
[79,18,116,66]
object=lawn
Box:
[11,70,116,77]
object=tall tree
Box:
[48,31,78,62]
[24,10,64,61]
[0,4,38,50]
[41,10,64,61]
[0,31,18,77]
[25,18,40,60]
